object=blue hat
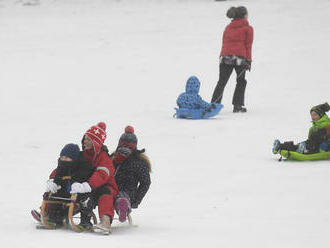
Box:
[60,143,80,161]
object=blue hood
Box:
[185,76,200,94]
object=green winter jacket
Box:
[308,114,330,138]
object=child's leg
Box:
[91,186,115,223]
[279,141,299,151]
[273,140,299,154]
[78,193,94,228]
[47,203,65,226]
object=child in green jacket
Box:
[273,102,330,154]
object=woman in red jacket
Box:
[211,6,254,113]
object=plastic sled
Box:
[278,150,330,161]
[174,104,223,119]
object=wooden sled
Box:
[40,193,134,233]
[40,193,97,232]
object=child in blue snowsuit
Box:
[176,76,221,119]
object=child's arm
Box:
[131,162,151,208]
[308,125,330,144]
[196,95,212,111]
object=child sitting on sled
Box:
[111,126,151,223]
[272,102,330,154]
[176,76,223,119]
[32,143,94,227]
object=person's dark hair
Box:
[226,6,248,19]
[310,102,330,117]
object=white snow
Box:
[1,0,330,247]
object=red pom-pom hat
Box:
[85,122,107,154]
[118,125,137,149]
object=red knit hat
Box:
[118,126,137,150]
[85,122,107,154]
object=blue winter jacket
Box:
[176,76,212,111]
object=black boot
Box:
[79,213,93,231]
[233,105,247,113]
[47,205,65,227]
[78,195,94,231]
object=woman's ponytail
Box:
[226,6,248,19]
[226,7,237,19]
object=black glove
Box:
[245,59,252,71]
[101,145,109,153]
[131,202,139,209]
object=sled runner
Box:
[36,193,134,234]
[278,150,330,161]
[39,193,98,232]
[174,103,223,119]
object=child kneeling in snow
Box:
[176,76,221,119]
[111,126,151,223]
[272,102,330,154]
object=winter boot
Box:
[47,205,65,227]
[31,209,41,222]
[94,215,112,234]
[233,105,247,113]
[115,197,130,223]
[78,213,93,231]
[272,139,281,154]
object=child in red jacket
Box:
[75,122,119,233]
[44,122,118,233]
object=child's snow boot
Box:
[31,209,41,222]
[93,215,112,234]
[115,197,130,223]
[78,213,93,231]
[272,139,281,154]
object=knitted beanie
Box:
[310,102,330,117]
[85,122,107,154]
[226,6,248,19]
[118,126,138,150]
[60,143,80,161]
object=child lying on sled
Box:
[273,102,330,154]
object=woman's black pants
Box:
[211,63,247,106]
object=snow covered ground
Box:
[1,0,330,247]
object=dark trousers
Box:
[211,63,247,106]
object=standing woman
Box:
[211,6,253,113]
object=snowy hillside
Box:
[1,0,330,247]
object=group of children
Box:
[34,122,151,233]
